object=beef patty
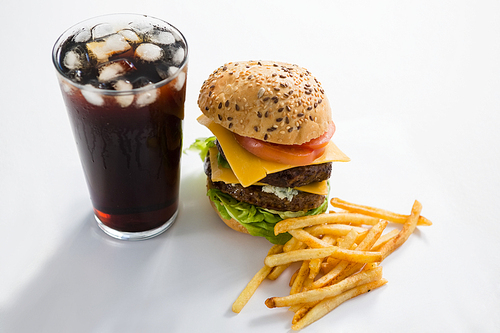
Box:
[216,141,332,188]
[205,152,327,212]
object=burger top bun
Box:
[198,60,332,145]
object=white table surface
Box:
[1,1,499,332]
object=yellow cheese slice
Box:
[208,147,329,195]
[198,115,350,187]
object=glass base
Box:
[95,209,178,241]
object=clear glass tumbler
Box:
[52,14,188,240]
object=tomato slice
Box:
[234,134,327,166]
[300,121,336,150]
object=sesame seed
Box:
[265,111,269,118]
[248,75,253,80]
[258,87,265,98]
[288,90,294,95]
[278,107,284,112]
[205,107,209,111]
[279,74,286,78]
[218,103,222,109]
[276,117,283,122]
[287,127,293,132]
[286,105,291,111]
[272,96,279,103]
[314,102,318,108]
[297,113,304,117]
[307,106,313,110]
[254,126,259,132]
[225,100,229,107]
[257,111,262,118]
[218,114,222,120]
[210,85,215,89]
[274,87,280,91]
[228,123,233,128]
[227,117,233,121]
[208,91,212,97]
[223,66,227,71]
[235,104,240,111]
[285,117,289,124]
[273,64,278,67]
[263,97,270,102]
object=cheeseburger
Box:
[195,61,349,244]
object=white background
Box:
[1,1,499,332]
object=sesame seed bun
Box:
[197,60,332,145]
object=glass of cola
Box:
[52,14,188,240]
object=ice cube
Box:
[67,69,84,82]
[81,84,104,106]
[132,76,153,89]
[173,71,186,91]
[91,23,115,39]
[168,66,179,77]
[113,80,134,107]
[171,48,185,65]
[149,31,175,45]
[135,86,158,107]
[98,59,136,82]
[87,34,131,63]
[155,63,170,80]
[63,50,82,70]
[135,43,163,62]
[128,21,153,34]
[73,28,91,43]
[118,29,141,43]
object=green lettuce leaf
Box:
[207,188,329,245]
[185,137,216,160]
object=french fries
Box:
[232,198,431,331]
[330,197,431,226]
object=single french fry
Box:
[264,247,382,267]
[284,236,303,253]
[380,200,422,260]
[232,244,282,313]
[371,229,399,251]
[274,213,381,235]
[267,263,292,281]
[289,268,299,287]
[330,197,431,226]
[288,229,332,248]
[292,278,388,330]
[232,265,273,313]
[292,301,320,324]
[305,224,367,237]
[290,260,310,295]
[355,220,388,251]
[265,267,382,308]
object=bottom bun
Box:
[207,178,249,235]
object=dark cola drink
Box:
[52,15,188,240]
